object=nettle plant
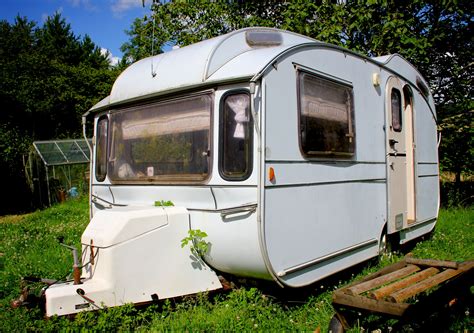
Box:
[154,200,210,258]
[181,229,210,258]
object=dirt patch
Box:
[0,213,32,224]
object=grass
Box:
[0,197,472,332]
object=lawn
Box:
[0,197,472,332]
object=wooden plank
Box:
[405,257,459,269]
[368,267,439,300]
[387,261,474,303]
[345,265,420,296]
[332,291,409,317]
[338,259,408,292]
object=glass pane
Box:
[220,93,252,180]
[57,141,87,163]
[391,89,402,131]
[108,94,212,183]
[299,73,355,156]
[35,142,67,165]
[77,140,92,159]
[95,117,108,181]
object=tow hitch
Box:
[57,236,82,285]
[11,276,55,309]
[11,237,81,310]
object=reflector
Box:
[269,167,275,182]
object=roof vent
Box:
[245,30,283,47]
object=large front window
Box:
[108,94,212,183]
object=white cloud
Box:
[110,0,143,15]
[101,48,121,66]
[68,0,97,11]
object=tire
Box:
[328,314,345,333]
[379,231,389,256]
[378,226,397,256]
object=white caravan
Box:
[45,28,439,316]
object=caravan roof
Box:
[90,27,431,112]
[106,27,313,106]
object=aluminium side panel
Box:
[413,92,439,221]
[261,47,387,287]
[399,91,439,243]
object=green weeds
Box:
[154,200,174,207]
[0,201,472,331]
[181,229,209,257]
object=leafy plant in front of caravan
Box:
[154,200,174,207]
[181,229,210,258]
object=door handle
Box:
[389,139,398,146]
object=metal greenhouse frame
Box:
[25,139,91,207]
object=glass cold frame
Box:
[107,94,212,183]
[220,92,253,180]
[298,72,355,157]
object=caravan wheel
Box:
[328,314,345,333]
[378,229,393,256]
[379,232,388,255]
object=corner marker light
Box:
[269,167,275,182]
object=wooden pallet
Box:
[331,257,473,329]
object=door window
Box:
[391,88,402,132]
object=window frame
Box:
[296,70,356,159]
[218,89,254,181]
[107,91,214,185]
[95,115,108,182]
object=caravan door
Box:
[386,77,415,233]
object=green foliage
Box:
[0,14,116,140]
[0,201,472,331]
[181,229,209,258]
[0,13,119,214]
[154,200,174,207]
[438,108,474,184]
[120,1,290,64]
[122,1,472,182]
[411,207,474,261]
[441,179,473,207]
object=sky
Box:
[0,0,154,65]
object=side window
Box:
[391,88,402,131]
[219,92,253,180]
[95,116,108,182]
[298,72,355,157]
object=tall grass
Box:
[0,199,472,332]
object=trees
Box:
[121,0,472,187]
[0,14,118,214]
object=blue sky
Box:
[0,0,153,64]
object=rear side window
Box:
[391,88,402,131]
[95,116,108,182]
[219,92,253,180]
[298,72,355,157]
